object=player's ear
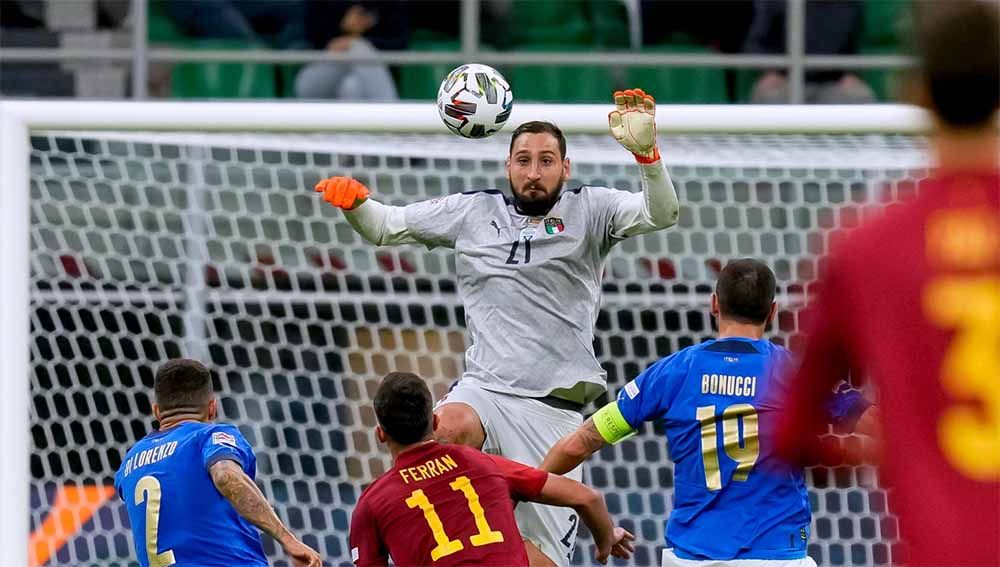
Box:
[563,157,571,179]
[152,403,162,422]
[766,301,778,326]
[375,425,387,444]
[710,293,720,318]
[431,413,440,433]
[207,397,218,421]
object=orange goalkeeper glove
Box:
[314,177,370,210]
[609,88,660,164]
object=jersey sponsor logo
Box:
[544,217,565,234]
[624,380,640,399]
[520,227,536,241]
[490,220,502,238]
[725,356,739,363]
[212,431,239,448]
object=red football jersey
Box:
[777,172,1000,566]
[349,441,548,566]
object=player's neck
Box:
[716,320,765,340]
[389,438,436,461]
[158,414,207,431]
[933,125,1000,174]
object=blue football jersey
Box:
[114,421,268,567]
[616,337,854,560]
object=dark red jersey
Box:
[349,441,548,566]
[776,172,1000,566]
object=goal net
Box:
[12,104,926,567]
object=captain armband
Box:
[592,402,637,444]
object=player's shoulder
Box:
[459,189,509,204]
[561,184,621,202]
[355,464,406,513]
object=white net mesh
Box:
[28,130,925,566]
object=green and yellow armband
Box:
[592,402,637,444]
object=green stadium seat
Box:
[504,44,616,103]
[168,39,277,100]
[859,0,911,102]
[630,44,728,104]
[397,39,460,101]
[148,1,277,99]
[861,0,910,51]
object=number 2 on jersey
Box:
[696,404,759,491]
[405,475,505,561]
[135,476,177,567]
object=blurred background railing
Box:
[0,0,914,104]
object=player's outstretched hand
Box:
[315,176,370,210]
[610,527,635,560]
[282,535,322,567]
[608,88,660,164]
[594,526,635,564]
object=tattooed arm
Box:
[210,459,322,567]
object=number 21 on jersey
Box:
[696,404,760,491]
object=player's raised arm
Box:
[209,460,322,567]
[315,176,470,249]
[541,395,644,476]
[606,88,680,238]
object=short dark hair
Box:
[153,358,213,412]
[715,259,776,325]
[915,1,999,128]
[373,372,434,446]
[509,121,567,159]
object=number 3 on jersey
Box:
[696,404,760,491]
[405,475,505,561]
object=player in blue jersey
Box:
[114,359,321,567]
[541,259,871,566]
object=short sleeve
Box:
[349,499,389,566]
[487,454,549,501]
[201,424,256,478]
[402,192,479,249]
[616,351,687,429]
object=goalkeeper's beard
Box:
[509,174,565,217]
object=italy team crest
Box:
[544,217,565,234]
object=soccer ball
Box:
[437,64,513,139]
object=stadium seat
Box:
[629,44,728,103]
[506,44,617,103]
[397,38,460,100]
[148,2,278,99]
[860,0,911,101]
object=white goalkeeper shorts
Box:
[436,381,584,567]
[662,549,819,567]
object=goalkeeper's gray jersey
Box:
[402,185,663,403]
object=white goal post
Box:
[0,100,931,566]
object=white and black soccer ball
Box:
[437,64,513,139]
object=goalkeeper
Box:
[316,88,680,566]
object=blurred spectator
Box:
[295,1,408,100]
[744,0,875,104]
[163,0,306,48]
